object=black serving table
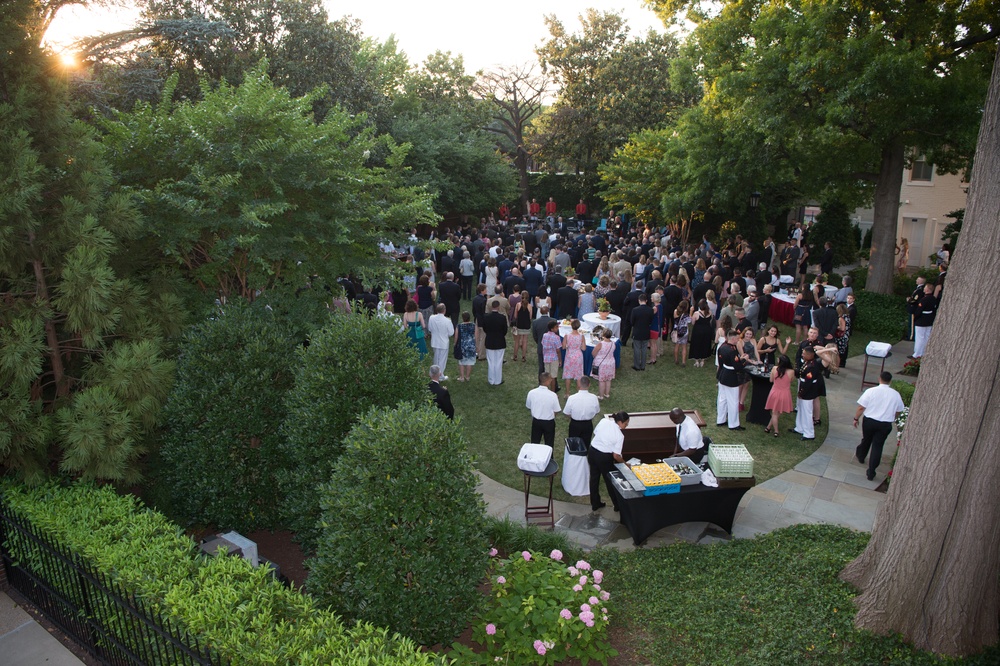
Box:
[605,467,755,545]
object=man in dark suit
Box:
[482,300,509,385]
[438,272,463,328]
[619,281,643,345]
[819,242,834,276]
[662,276,684,332]
[502,267,526,301]
[811,297,839,347]
[555,283,579,320]
[629,293,654,370]
[531,304,556,377]
[606,279,628,317]
[576,256,596,285]
[428,365,454,419]
[547,265,568,292]
[523,260,544,300]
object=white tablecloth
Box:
[581,312,621,337]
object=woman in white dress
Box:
[484,257,499,296]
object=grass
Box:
[446,308,870,503]
[588,524,999,665]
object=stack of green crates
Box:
[708,444,754,478]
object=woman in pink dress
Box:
[562,320,586,393]
[592,328,617,400]
[764,355,794,437]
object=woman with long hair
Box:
[693,258,707,287]
[715,314,733,367]
[764,355,794,436]
[756,325,791,366]
[484,256,499,296]
[592,328,617,400]
[534,285,553,318]
[562,319,586,393]
[705,289,718,318]
[512,293,533,361]
[793,284,816,343]
[673,299,692,366]
[836,303,852,368]
[456,311,477,381]
[649,292,662,364]
[738,326,761,409]
[403,300,428,358]
[895,238,909,273]
[594,275,611,299]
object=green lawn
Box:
[445,310,885,503]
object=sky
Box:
[45,0,671,74]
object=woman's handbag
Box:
[453,338,463,360]
[414,323,425,339]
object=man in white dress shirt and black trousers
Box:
[562,376,601,446]
[526,373,561,447]
[669,408,706,464]
[854,371,905,481]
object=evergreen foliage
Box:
[309,402,488,646]
[808,201,858,267]
[159,301,299,532]
[0,0,180,483]
[279,311,427,548]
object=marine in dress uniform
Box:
[716,330,748,430]
[792,348,825,440]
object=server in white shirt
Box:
[588,411,629,511]
[562,377,602,446]
[669,408,705,464]
[526,373,561,447]
[854,371,905,481]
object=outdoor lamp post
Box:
[749,191,761,213]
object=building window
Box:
[910,157,934,182]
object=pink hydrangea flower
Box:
[589,596,599,605]
[568,566,579,576]
[573,584,583,592]
[550,549,563,561]
[579,610,595,623]
[579,575,588,585]
[580,603,592,612]
[560,608,572,620]
[601,590,611,601]
[584,618,595,627]
[593,569,604,583]
[522,551,532,561]
[576,560,591,571]
[592,584,601,591]
[489,548,498,557]
[534,640,546,655]
[602,607,608,614]
[486,623,496,635]
[496,575,506,585]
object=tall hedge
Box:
[279,311,427,548]
[308,402,489,646]
[808,201,857,268]
[159,301,296,532]
[0,481,444,664]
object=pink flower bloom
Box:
[593,570,604,583]
[486,623,496,635]
[601,590,611,601]
[589,596,599,605]
[522,551,532,561]
[489,548,498,557]
[579,575,588,585]
[602,608,608,614]
[496,576,506,585]
[585,619,595,627]
[560,608,572,620]
[592,584,601,591]
[580,603,591,612]
[579,610,595,623]
[568,566,579,576]
[575,560,591,571]
[534,640,546,655]
[573,584,583,592]
[549,549,563,561]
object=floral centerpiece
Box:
[596,298,611,319]
[452,549,616,665]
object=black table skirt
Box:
[747,374,772,425]
[606,475,756,545]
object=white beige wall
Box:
[897,167,967,267]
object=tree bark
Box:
[840,48,1000,657]
[865,137,905,294]
[28,232,68,399]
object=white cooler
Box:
[561,437,590,496]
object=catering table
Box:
[605,466,755,545]
[582,312,621,337]
[611,410,706,463]
[769,294,796,326]
[746,371,772,425]
[558,326,622,375]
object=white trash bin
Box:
[561,437,590,496]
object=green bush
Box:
[1,481,445,665]
[308,403,488,646]
[891,380,916,406]
[484,515,578,559]
[808,201,857,267]
[279,311,428,548]
[159,301,297,532]
[851,290,908,341]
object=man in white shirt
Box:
[427,304,455,380]
[526,373,561,447]
[588,411,630,511]
[853,371,906,481]
[562,376,602,446]
[669,408,705,464]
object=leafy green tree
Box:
[535,10,699,180]
[648,0,997,293]
[279,311,427,549]
[808,202,858,268]
[1,0,179,483]
[101,64,436,302]
[309,402,488,645]
[159,301,298,531]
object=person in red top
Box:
[576,199,587,218]
[545,197,557,216]
[499,203,509,220]
[529,198,541,217]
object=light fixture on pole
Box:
[749,191,761,212]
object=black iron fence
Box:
[0,502,224,666]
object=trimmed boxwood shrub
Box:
[279,311,428,548]
[1,481,445,665]
[159,301,297,532]
[308,402,489,646]
[851,290,908,341]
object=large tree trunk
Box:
[840,48,1000,657]
[516,144,531,215]
[865,137,905,294]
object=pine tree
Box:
[0,0,180,482]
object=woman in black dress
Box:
[689,299,715,367]
[793,286,816,344]
[756,325,791,366]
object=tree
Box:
[648,0,997,293]
[391,52,518,217]
[535,10,698,180]
[808,201,857,268]
[1,0,179,483]
[839,46,1000,657]
[475,63,547,213]
[101,64,436,302]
